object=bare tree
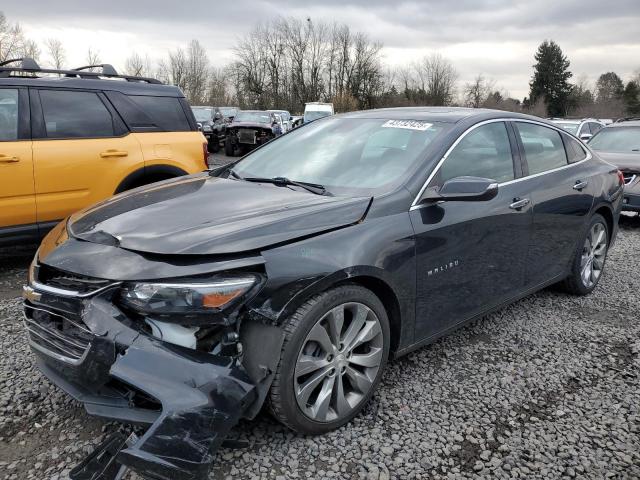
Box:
[124,52,153,77]
[0,12,27,62]
[414,54,458,106]
[85,48,101,71]
[45,38,65,69]
[184,40,209,104]
[463,74,494,108]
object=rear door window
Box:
[0,88,19,141]
[39,90,114,139]
[515,122,568,175]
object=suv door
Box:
[30,88,145,225]
[0,87,36,237]
[409,121,533,341]
[512,121,596,287]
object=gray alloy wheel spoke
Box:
[348,320,382,352]
[326,306,345,348]
[310,376,335,420]
[306,322,334,354]
[340,304,369,350]
[345,366,373,393]
[294,301,384,423]
[297,367,332,406]
[296,354,331,377]
[332,375,350,416]
[349,347,383,368]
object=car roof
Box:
[0,76,184,97]
[340,107,553,125]
[551,119,581,124]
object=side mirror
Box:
[580,133,593,141]
[215,112,223,120]
[420,176,499,204]
[196,122,203,132]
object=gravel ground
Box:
[1,216,639,480]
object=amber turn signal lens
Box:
[202,290,244,308]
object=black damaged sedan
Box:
[23,108,624,480]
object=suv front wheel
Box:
[268,285,390,435]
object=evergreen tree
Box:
[623,80,640,116]
[529,40,573,117]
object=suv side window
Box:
[515,122,568,175]
[39,90,114,139]
[0,89,19,141]
[126,95,191,131]
[436,122,515,184]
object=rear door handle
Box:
[509,198,530,210]
[573,180,589,191]
[100,150,128,158]
[0,155,19,163]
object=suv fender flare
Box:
[114,165,189,194]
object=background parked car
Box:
[550,118,605,142]
[588,119,640,213]
[192,105,228,152]
[303,102,334,123]
[0,58,207,245]
[224,110,282,156]
[268,109,293,132]
[220,106,239,121]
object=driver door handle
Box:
[573,180,589,191]
[100,150,128,158]
[0,155,19,163]
[509,198,530,210]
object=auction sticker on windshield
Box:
[382,120,433,131]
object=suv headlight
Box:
[120,274,258,315]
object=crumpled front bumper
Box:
[24,290,258,480]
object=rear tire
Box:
[268,285,390,435]
[560,213,609,295]
[224,139,234,156]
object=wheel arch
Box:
[592,203,615,245]
[276,267,405,354]
[114,165,189,194]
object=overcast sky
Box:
[4,0,640,99]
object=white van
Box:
[303,102,334,123]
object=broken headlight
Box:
[119,274,257,315]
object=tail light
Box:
[617,170,625,186]
[202,142,209,169]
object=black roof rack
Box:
[0,57,162,84]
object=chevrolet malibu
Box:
[23,108,623,480]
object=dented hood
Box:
[67,174,371,255]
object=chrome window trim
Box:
[624,174,637,186]
[410,117,593,211]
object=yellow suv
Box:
[0,58,208,244]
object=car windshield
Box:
[220,107,237,117]
[192,107,213,122]
[235,112,271,123]
[304,110,331,123]
[232,117,450,196]
[553,122,579,134]
[589,127,640,153]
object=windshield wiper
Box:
[242,176,328,195]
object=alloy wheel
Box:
[580,222,607,288]
[294,302,384,422]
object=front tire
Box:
[268,285,390,435]
[561,213,609,295]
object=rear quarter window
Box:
[106,92,192,132]
[563,135,588,163]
